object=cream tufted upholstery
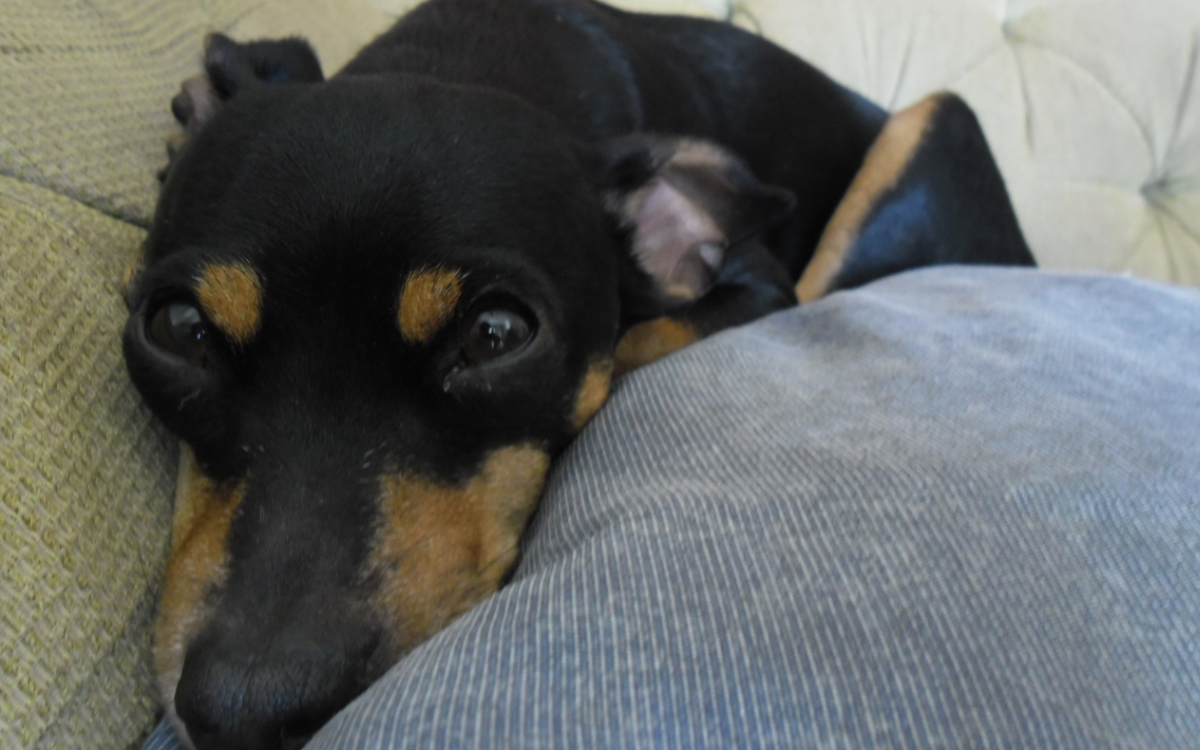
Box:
[361,0,1200,287]
[726,0,1200,288]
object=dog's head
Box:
[124,72,791,749]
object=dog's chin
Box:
[161,684,197,750]
[157,625,201,750]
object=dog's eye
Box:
[148,302,209,364]
[461,307,534,364]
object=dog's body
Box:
[123,1,1033,747]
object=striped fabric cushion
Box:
[146,267,1200,750]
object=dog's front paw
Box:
[159,72,220,182]
[171,69,222,136]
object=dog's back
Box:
[338,0,887,277]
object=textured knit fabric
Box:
[0,177,176,749]
[0,4,404,747]
[144,267,1200,750]
[0,0,401,227]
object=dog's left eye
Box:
[460,307,534,364]
[148,302,209,364]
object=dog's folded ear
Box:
[796,92,1035,303]
[598,135,795,307]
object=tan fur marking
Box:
[572,358,614,432]
[122,248,144,298]
[166,130,189,154]
[796,94,944,303]
[369,445,550,657]
[155,444,245,746]
[195,262,263,344]
[666,139,733,171]
[613,317,698,377]
[398,267,463,344]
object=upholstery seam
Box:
[1162,31,1198,178]
[1015,37,1155,172]
[0,169,150,231]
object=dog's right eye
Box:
[148,302,209,364]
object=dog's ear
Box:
[796,92,1035,302]
[598,135,795,307]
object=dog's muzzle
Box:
[172,610,380,750]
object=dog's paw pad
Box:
[170,73,222,135]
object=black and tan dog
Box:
[123,0,1033,747]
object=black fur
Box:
[123,2,1031,748]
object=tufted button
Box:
[999,16,1022,44]
[1141,178,1169,205]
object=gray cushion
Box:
[145,267,1200,749]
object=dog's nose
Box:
[173,625,373,750]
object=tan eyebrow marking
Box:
[195,262,264,344]
[398,267,464,344]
